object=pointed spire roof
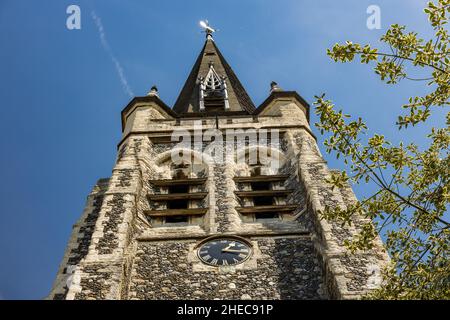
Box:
[173,38,255,114]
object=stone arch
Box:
[153,148,213,180]
[235,145,286,176]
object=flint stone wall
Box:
[128,237,326,300]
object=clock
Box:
[197,238,252,266]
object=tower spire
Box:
[173,23,255,114]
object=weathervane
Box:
[199,20,217,40]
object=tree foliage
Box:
[314,0,450,299]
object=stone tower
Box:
[48,30,389,300]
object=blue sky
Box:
[0,0,445,299]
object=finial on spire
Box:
[147,85,159,97]
[270,81,283,93]
[199,20,216,40]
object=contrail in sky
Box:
[91,11,134,97]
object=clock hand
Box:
[222,242,236,251]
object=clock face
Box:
[198,238,251,266]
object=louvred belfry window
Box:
[145,162,208,227]
[199,63,230,111]
[234,174,296,222]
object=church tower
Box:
[49,26,388,300]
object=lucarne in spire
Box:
[199,62,230,110]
